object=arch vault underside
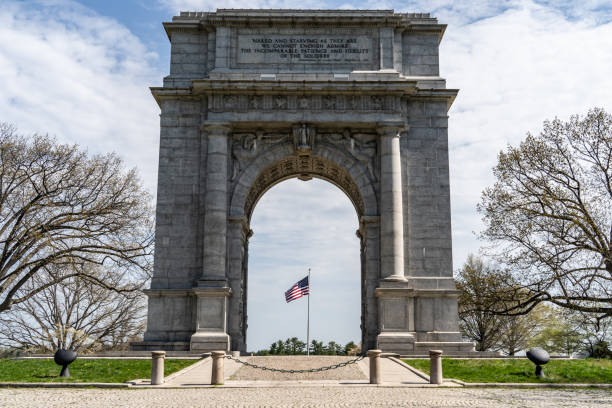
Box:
[133,9,476,355]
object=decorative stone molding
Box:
[210,94,400,113]
[230,131,289,181]
[292,123,316,156]
[244,155,365,218]
[322,129,378,181]
[228,216,253,240]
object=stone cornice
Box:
[192,287,232,297]
[150,83,457,110]
[375,288,461,297]
[163,9,445,39]
[149,87,194,108]
[144,288,193,297]
[413,88,459,110]
[161,22,200,41]
[202,121,232,134]
[404,24,447,44]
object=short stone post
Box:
[211,351,225,385]
[429,350,443,385]
[151,351,166,385]
[367,349,382,384]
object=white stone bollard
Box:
[367,349,382,384]
[429,350,443,384]
[151,350,166,385]
[211,350,225,385]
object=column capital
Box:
[359,215,380,225]
[228,216,253,239]
[202,121,232,134]
[376,122,407,137]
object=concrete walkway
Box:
[155,356,457,387]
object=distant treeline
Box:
[253,337,360,355]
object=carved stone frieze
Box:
[322,130,378,181]
[231,131,290,181]
[210,94,399,112]
[248,95,262,109]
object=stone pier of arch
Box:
[131,9,475,355]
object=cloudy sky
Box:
[1,0,611,351]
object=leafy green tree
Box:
[575,312,612,357]
[528,309,584,356]
[310,340,324,355]
[478,108,612,318]
[344,341,357,356]
[498,304,549,356]
[283,337,305,355]
[530,323,583,356]
[274,340,285,355]
[591,340,612,358]
[270,342,278,355]
[456,255,514,351]
[325,341,343,355]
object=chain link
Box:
[224,355,365,374]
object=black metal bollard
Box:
[54,349,77,378]
[526,347,550,378]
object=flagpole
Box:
[307,268,310,357]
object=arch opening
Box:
[227,142,381,354]
[246,177,361,353]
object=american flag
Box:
[285,276,309,303]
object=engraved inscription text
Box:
[237,34,372,64]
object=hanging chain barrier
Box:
[224,354,365,374]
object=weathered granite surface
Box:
[132,9,475,355]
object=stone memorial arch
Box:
[132,9,475,355]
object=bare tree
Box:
[0,123,154,313]
[456,255,511,351]
[0,263,148,352]
[498,304,548,356]
[478,108,612,318]
[528,308,586,356]
[573,310,612,357]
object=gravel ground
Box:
[1,387,611,407]
[228,356,366,381]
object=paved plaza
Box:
[1,357,610,406]
[159,355,432,386]
[1,387,610,407]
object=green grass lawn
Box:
[403,358,612,383]
[0,358,196,383]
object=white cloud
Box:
[159,0,326,13]
[0,0,162,193]
[441,1,612,268]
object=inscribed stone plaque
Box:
[197,297,224,331]
[382,298,407,330]
[237,34,373,64]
